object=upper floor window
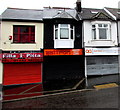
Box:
[92,23,111,40]
[13,25,35,43]
[54,24,74,40]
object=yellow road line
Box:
[94,83,118,90]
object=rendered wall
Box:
[83,21,118,47]
[1,21,43,51]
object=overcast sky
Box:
[0,0,120,14]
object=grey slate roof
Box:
[43,8,80,20]
[0,7,115,21]
[80,8,114,20]
[105,7,120,19]
[1,8,43,21]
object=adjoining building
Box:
[105,7,120,75]
[0,8,44,86]
[81,8,118,76]
[43,0,85,89]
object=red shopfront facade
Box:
[2,51,43,86]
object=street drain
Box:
[94,83,118,90]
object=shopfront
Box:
[85,48,119,76]
[44,49,84,81]
[2,51,43,85]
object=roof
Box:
[43,7,80,20]
[0,7,116,22]
[1,8,43,21]
[105,7,120,20]
[80,8,115,20]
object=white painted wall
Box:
[84,20,118,47]
[1,21,43,51]
[54,40,74,48]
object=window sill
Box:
[91,40,112,41]
[54,39,74,40]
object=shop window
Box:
[92,23,111,40]
[54,24,74,40]
[13,25,35,43]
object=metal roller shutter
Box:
[3,63,42,85]
[87,56,119,75]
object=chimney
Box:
[76,0,81,12]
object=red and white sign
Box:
[85,48,119,56]
[2,53,43,59]
[44,49,83,56]
[2,53,43,62]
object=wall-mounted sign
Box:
[44,49,83,56]
[2,52,43,63]
[85,48,119,56]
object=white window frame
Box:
[54,24,75,40]
[92,22,111,40]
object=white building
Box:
[81,8,118,76]
[104,7,120,74]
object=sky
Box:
[0,0,120,14]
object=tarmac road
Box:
[2,86,119,109]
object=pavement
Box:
[86,74,119,89]
[1,74,119,109]
[2,86,119,109]
[2,74,119,102]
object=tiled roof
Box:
[1,8,43,21]
[105,7,120,19]
[43,8,80,20]
[80,8,114,20]
[0,7,116,21]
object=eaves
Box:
[1,18,43,23]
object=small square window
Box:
[13,25,35,43]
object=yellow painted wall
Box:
[1,21,43,51]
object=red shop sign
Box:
[44,49,83,56]
[2,53,43,63]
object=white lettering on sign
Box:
[2,53,43,59]
[3,54,17,58]
[26,54,41,58]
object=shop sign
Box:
[44,49,83,56]
[85,48,118,56]
[2,53,43,63]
